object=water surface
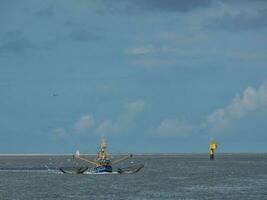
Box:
[0,154,266,199]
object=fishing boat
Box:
[94,139,112,173]
[70,139,142,174]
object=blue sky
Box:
[0,0,267,153]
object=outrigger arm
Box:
[74,155,98,165]
[112,154,133,164]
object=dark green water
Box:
[0,154,266,199]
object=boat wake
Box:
[84,171,119,175]
[0,168,63,174]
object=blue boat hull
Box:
[94,165,112,173]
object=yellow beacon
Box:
[209,142,217,160]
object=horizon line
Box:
[0,152,267,156]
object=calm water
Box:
[0,154,266,200]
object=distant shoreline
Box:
[0,153,266,156]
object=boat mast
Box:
[98,139,108,160]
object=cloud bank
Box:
[53,100,145,138]
[207,82,267,132]
[151,82,267,137]
[153,118,199,137]
[74,114,95,132]
[96,100,145,135]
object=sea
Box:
[0,154,266,200]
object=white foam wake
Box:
[83,171,119,175]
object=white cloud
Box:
[74,114,95,132]
[126,45,157,55]
[51,114,95,138]
[94,118,131,135]
[52,100,145,138]
[95,119,116,135]
[126,99,145,113]
[153,118,199,137]
[96,100,145,135]
[150,82,267,138]
[207,82,267,132]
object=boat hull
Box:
[95,165,112,173]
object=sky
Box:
[0,0,267,153]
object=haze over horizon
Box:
[1,0,267,153]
